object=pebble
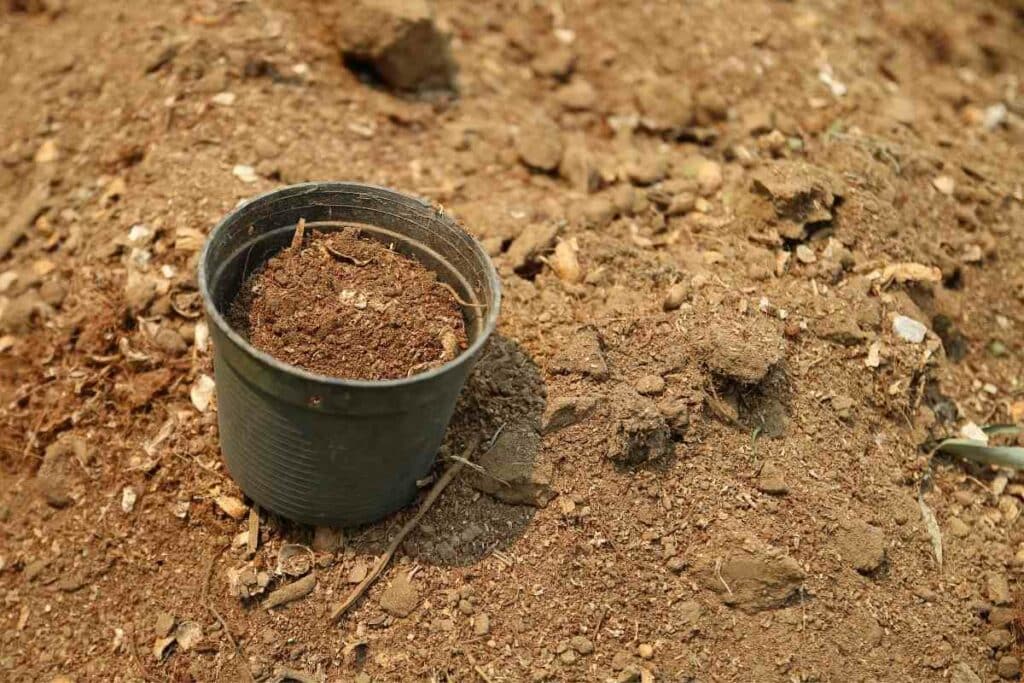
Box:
[696,160,722,196]
[570,635,594,655]
[987,573,1012,605]
[556,79,597,111]
[932,175,956,196]
[985,629,1013,650]
[892,315,927,343]
[473,613,490,636]
[756,462,789,496]
[636,77,693,131]
[637,643,654,660]
[948,517,969,537]
[795,244,816,264]
[34,140,59,163]
[626,156,667,186]
[951,662,983,683]
[666,555,686,573]
[517,118,563,172]
[154,611,175,638]
[458,598,475,615]
[233,164,258,183]
[38,280,67,307]
[997,656,1020,679]
[634,374,665,396]
[559,649,577,665]
[153,327,188,356]
[657,397,689,437]
[662,282,690,311]
[531,47,576,79]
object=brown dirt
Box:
[230,228,468,380]
[1,1,1024,682]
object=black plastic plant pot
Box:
[198,182,501,527]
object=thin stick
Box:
[203,544,254,683]
[439,281,486,308]
[290,217,306,251]
[329,434,483,622]
[246,505,259,557]
[324,244,371,266]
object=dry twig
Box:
[290,217,306,251]
[324,244,371,266]
[329,434,483,622]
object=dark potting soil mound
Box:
[229,227,469,380]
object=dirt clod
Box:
[379,573,419,618]
[328,0,455,91]
[834,520,887,574]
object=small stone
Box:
[211,91,236,106]
[473,613,490,635]
[626,156,666,186]
[232,164,258,183]
[611,650,631,671]
[559,138,600,193]
[606,390,673,466]
[38,280,67,307]
[559,649,577,665]
[997,656,1020,679]
[892,315,927,343]
[123,273,158,314]
[517,118,563,172]
[666,556,686,573]
[985,629,1013,650]
[932,175,956,196]
[663,282,690,311]
[947,517,969,537]
[39,477,72,509]
[795,244,816,264]
[153,327,187,356]
[637,643,654,660]
[347,561,368,584]
[458,598,475,615]
[696,160,723,196]
[657,398,689,437]
[531,46,576,79]
[556,79,597,111]
[987,573,1012,605]
[950,662,983,683]
[756,462,789,495]
[154,612,175,638]
[570,635,594,655]
[990,607,1017,627]
[636,77,694,131]
[634,374,665,396]
[120,486,137,513]
[34,140,59,163]
[380,573,419,618]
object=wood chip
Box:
[264,572,316,610]
[215,495,248,520]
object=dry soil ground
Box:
[1,1,1024,682]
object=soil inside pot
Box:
[229,226,469,380]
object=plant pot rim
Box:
[198,181,502,389]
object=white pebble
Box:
[892,315,927,343]
[232,165,258,183]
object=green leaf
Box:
[982,424,1023,437]
[936,438,1024,469]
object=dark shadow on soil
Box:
[277,334,546,567]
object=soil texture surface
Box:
[0,1,1024,682]
[231,227,469,380]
